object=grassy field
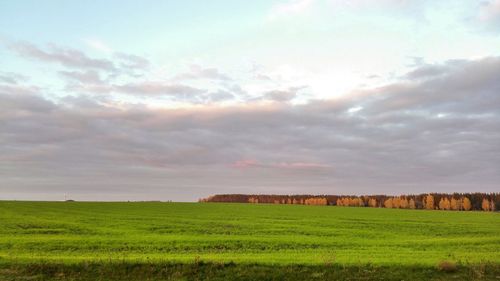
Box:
[0,201,499,280]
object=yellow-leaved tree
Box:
[336,198,342,206]
[393,197,401,208]
[482,198,491,211]
[400,198,409,209]
[462,197,471,211]
[444,198,451,210]
[409,198,416,209]
[439,198,451,210]
[450,198,458,211]
[424,194,435,210]
[368,198,377,208]
[439,198,445,210]
[384,198,393,208]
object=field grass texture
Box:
[0,201,499,280]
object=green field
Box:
[0,201,499,280]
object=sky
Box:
[1,0,500,201]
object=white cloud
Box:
[267,0,315,20]
[479,0,500,23]
[83,38,113,53]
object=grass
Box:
[1,262,500,281]
[0,201,499,280]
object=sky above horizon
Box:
[1,0,500,201]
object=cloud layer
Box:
[1,49,499,201]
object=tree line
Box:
[199,193,500,211]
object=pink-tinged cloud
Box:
[273,162,331,169]
[232,160,330,170]
[232,159,260,168]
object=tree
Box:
[393,197,401,208]
[384,198,393,208]
[495,200,500,211]
[408,198,416,209]
[348,198,355,206]
[462,197,471,211]
[358,197,365,207]
[482,198,491,211]
[450,198,459,211]
[439,198,445,210]
[400,198,409,209]
[201,193,498,211]
[319,197,328,205]
[444,198,451,210]
[368,198,377,208]
[305,197,327,205]
[439,198,451,210]
[336,198,343,206]
[424,194,435,210]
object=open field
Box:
[0,201,499,280]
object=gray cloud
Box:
[114,52,150,70]
[174,65,232,81]
[404,64,450,80]
[9,42,117,72]
[59,70,105,85]
[7,42,152,82]
[4,42,242,102]
[206,90,236,102]
[58,70,114,94]
[1,56,499,201]
[0,72,28,84]
[262,86,306,102]
[116,81,206,97]
[0,84,40,96]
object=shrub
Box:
[437,261,457,273]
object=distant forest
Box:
[200,193,500,212]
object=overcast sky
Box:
[1,0,500,201]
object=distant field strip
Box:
[0,202,499,265]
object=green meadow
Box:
[0,201,499,280]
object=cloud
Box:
[83,38,113,53]
[174,65,231,81]
[8,41,152,80]
[232,160,331,169]
[59,70,105,85]
[0,84,40,96]
[116,81,206,99]
[327,0,421,10]
[480,0,500,24]
[1,56,500,200]
[404,64,451,80]
[262,87,305,102]
[58,70,113,94]
[0,72,28,84]
[9,41,117,72]
[206,90,236,102]
[114,52,150,70]
[232,159,260,168]
[268,0,315,20]
[274,162,331,169]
